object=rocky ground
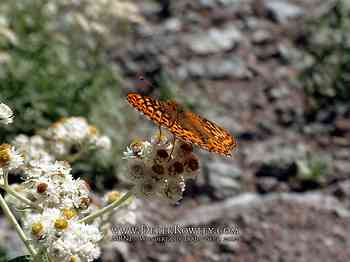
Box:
[101,192,350,262]
[115,0,349,196]
[1,0,349,261]
[107,0,349,261]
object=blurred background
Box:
[0,0,349,261]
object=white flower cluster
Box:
[12,117,111,163]
[12,135,55,163]
[0,108,117,262]
[0,102,14,125]
[22,161,91,210]
[24,208,102,262]
[123,132,200,203]
[3,159,102,262]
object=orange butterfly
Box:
[127,91,237,156]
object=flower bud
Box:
[36,182,48,194]
[106,191,121,204]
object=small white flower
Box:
[123,139,152,160]
[25,160,71,179]
[12,134,55,163]
[95,136,111,150]
[126,159,147,182]
[183,154,200,179]
[47,221,102,262]
[24,209,102,262]
[24,208,62,237]
[160,177,186,204]
[0,144,24,171]
[41,117,111,160]
[0,102,14,124]
[49,141,69,158]
[133,177,160,199]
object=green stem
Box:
[4,172,9,188]
[1,185,43,212]
[79,191,133,224]
[0,193,37,257]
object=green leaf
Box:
[7,256,32,262]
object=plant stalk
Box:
[0,193,37,257]
[79,191,133,224]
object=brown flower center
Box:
[152,164,165,175]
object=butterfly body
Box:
[127,93,237,156]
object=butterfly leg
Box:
[168,134,177,161]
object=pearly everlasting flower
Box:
[24,160,72,179]
[48,221,102,262]
[24,208,62,238]
[123,132,200,204]
[123,139,152,160]
[12,134,55,163]
[39,117,111,160]
[183,154,200,179]
[24,209,102,262]
[0,102,14,124]
[0,144,24,171]
[133,177,161,200]
[17,161,91,210]
[126,159,147,182]
[46,117,91,143]
[95,136,111,151]
[160,176,186,203]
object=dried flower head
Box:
[123,131,200,203]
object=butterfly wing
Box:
[170,111,237,156]
[127,93,177,128]
[127,93,237,156]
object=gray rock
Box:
[252,30,273,45]
[200,0,246,8]
[101,242,130,262]
[265,0,304,24]
[208,160,242,179]
[185,24,242,54]
[176,192,350,225]
[163,18,182,32]
[218,0,245,6]
[243,137,310,166]
[257,177,285,193]
[278,44,304,65]
[199,0,217,7]
[183,57,250,79]
[206,160,242,197]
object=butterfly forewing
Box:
[127,93,177,128]
[127,93,237,156]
